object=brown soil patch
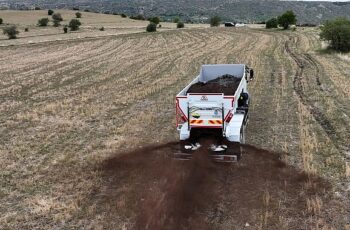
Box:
[99,142,332,229]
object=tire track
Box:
[284,39,341,150]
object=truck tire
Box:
[238,128,245,160]
[240,128,245,144]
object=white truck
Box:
[175,64,254,162]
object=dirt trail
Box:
[99,141,334,229]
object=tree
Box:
[3,26,19,39]
[146,22,157,32]
[121,14,127,18]
[52,13,63,22]
[173,17,180,23]
[210,16,221,27]
[277,10,296,30]
[69,19,81,31]
[149,17,160,25]
[177,21,185,28]
[38,18,49,27]
[0,18,3,25]
[48,9,54,15]
[53,19,61,27]
[266,18,278,29]
[320,17,350,52]
[76,12,82,18]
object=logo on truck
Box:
[200,96,208,101]
[191,112,201,119]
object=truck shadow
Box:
[94,142,333,229]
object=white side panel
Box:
[180,123,190,140]
[225,114,245,142]
[200,64,245,82]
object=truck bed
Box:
[186,74,241,95]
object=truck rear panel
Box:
[176,64,247,131]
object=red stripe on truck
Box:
[176,97,188,121]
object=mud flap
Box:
[174,142,242,162]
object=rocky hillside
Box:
[2,0,350,24]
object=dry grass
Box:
[0,13,349,228]
[0,10,208,46]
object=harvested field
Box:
[0,16,349,229]
[187,74,241,95]
[0,10,208,46]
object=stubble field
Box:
[0,12,349,229]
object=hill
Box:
[2,0,350,24]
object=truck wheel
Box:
[238,129,245,160]
[240,128,245,144]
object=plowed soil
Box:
[99,142,332,230]
[187,74,241,95]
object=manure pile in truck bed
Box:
[187,74,241,95]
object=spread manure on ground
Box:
[98,141,331,229]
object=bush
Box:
[320,17,350,52]
[277,10,297,30]
[99,26,105,31]
[25,27,29,32]
[298,23,317,27]
[130,14,145,20]
[48,9,54,15]
[34,7,41,10]
[149,17,160,25]
[266,18,278,29]
[73,7,79,11]
[177,21,185,28]
[84,9,90,12]
[121,14,127,18]
[38,18,49,27]
[0,18,3,25]
[210,16,221,27]
[3,26,19,39]
[69,19,81,31]
[173,17,180,23]
[53,19,61,27]
[63,26,68,33]
[52,13,63,22]
[76,12,82,18]
[146,22,157,32]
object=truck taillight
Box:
[226,113,233,123]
